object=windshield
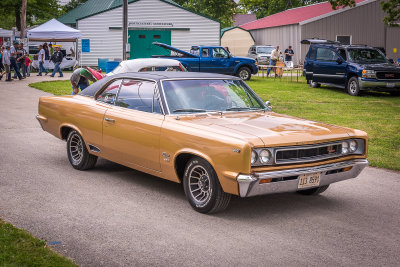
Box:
[162,79,266,114]
[257,47,274,54]
[347,48,388,64]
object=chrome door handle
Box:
[104,117,115,123]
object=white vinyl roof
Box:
[28,19,82,41]
[107,58,183,75]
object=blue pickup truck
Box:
[302,39,400,96]
[152,42,258,80]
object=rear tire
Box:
[297,185,330,196]
[389,91,400,96]
[67,130,98,170]
[310,80,320,88]
[237,67,251,80]
[347,77,361,96]
[183,157,231,214]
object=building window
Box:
[336,35,352,45]
[139,35,146,39]
[153,35,161,39]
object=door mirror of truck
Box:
[336,58,343,64]
[389,59,394,64]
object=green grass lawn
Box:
[0,219,76,266]
[29,77,400,170]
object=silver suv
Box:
[247,45,275,64]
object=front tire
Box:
[389,91,400,96]
[297,185,330,196]
[183,157,231,214]
[67,130,98,170]
[237,67,251,80]
[347,77,361,96]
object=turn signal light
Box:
[343,166,353,172]
[259,178,272,184]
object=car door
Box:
[313,47,346,84]
[102,79,164,171]
[198,48,214,73]
[211,47,235,74]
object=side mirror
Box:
[389,59,394,64]
[265,101,272,111]
[336,58,343,64]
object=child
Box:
[25,55,31,77]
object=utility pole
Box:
[123,0,128,60]
[21,0,27,44]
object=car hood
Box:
[174,112,355,147]
[356,63,400,71]
[232,56,256,63]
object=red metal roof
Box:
[241,0,366,30]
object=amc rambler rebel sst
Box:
[37,72,369,213]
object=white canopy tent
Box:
[27,19,82,69]
[0,28,13,46]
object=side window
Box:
[212,48,229,58]
[316,47,339,62]
[115,79,161,114]
[201,48,210,57]
[97,79,122,104]
[338,49,347,61]
[307,46,316,60]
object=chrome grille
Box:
[275,142,342,164]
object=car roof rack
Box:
[300,38,340,45]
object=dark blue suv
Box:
[303,39,400,96]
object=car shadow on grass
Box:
[319,85,396,98]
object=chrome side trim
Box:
[237,159,369,197]
[313,74,345,78]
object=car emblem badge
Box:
[327,146,336,154]
[385,73,395,78]
[233,149,241,153]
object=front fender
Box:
[233,62,258,75]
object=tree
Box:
[61,0,88,14]
[328,0,399,27]
[173,0,237,28]
[0,0,60,30]
[238,0,325,19]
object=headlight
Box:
[251,150,258,164]
[342,141,349,154]
[349,140,358,153]
[259,149,272,163]
[362,70,376,78]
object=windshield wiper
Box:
[173,108,207,113]
[225,107,263,111]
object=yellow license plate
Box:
[298,172,321,189]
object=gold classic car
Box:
[37,72,369,213]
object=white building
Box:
[59,0,221,66]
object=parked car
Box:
[302,39,400,96]
[108,58,187,76]
[37,72,369,213]
[247,45,275,65]
[152,42,258,80]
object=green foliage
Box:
[238,0,325,19]
[61,0,88,14]
[328,0,355,10]
[0,219,77,266]
[173,0,237,28]
[381,0,400,27]
[0,0,60,30]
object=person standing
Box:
[9,41,23,80]
[0,46,5,80]
[2,46,12,81]
[267,45,281,77]
[50,46,64,77]
[284,46,295,68]
[25,55,31,77]
[70,67,97,95]
[37,45,49,76]
[16,43,28,78]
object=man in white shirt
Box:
[267,45,281,77]
[37,44,49,76]
[10,41,23,80]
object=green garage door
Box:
[129,30,171,59]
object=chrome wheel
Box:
[239,69,250,80]
[69,132,83,165]
[349,80,357,94]
[188,165,212,205]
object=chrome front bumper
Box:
[237,159,369,197]
[359,78,400,90]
